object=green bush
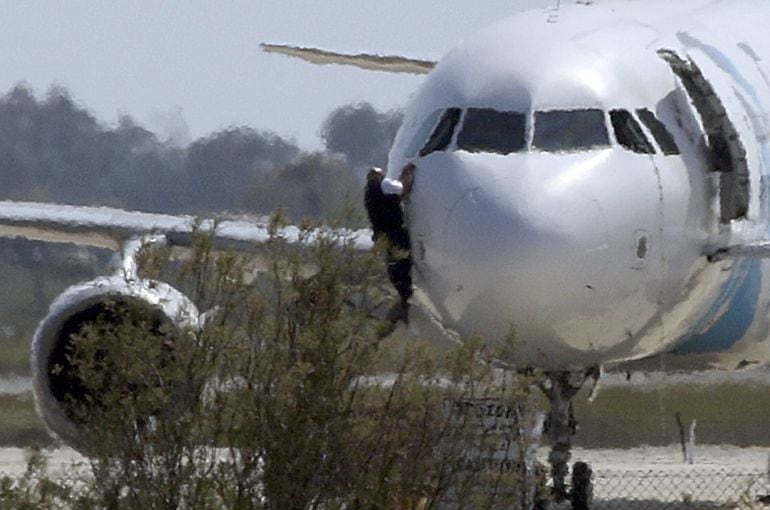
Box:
[4,218,544,509]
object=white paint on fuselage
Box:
[389,0,770,369]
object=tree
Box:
[106,115,187,213]
[184,127,299,213]
[321,103,403,180]
[247,153,364,224]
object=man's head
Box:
[366,166,384,183]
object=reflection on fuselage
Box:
[399,101,715,370]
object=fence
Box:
[565,467,770,509]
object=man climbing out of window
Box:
[364,166,413,325]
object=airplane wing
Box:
[0,200,373,252]
[260,43,435,75]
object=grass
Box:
[0,394,51,448]
[2,379,770,451]
[573,383,770,447]
[0,343,31,375]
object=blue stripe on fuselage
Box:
[672,259,761,354]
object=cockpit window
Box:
[637,108,680,155]
[419,107,461,157]
[532,109,610,152]
[456,108,526,155]
[610,109,655,154]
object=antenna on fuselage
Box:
[547,0,560,23]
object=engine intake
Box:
[31,276,199,451]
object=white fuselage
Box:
[388,0,770,370]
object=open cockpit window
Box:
[419,107,461,157]
[404,109,444,157]
[636,108,680,155]
[456,108,526,155]
[610,109,655,154]
[532,109,609,152]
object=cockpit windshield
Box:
[532,109,610,152]
[456,108,526,155]
[420,108,462,157]
[637,108,680,155]
[610,109,654,154]
[410,105,678,157]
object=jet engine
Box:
[30,275,200,450]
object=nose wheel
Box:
[539,369,597,509]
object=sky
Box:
[0,0,557,150]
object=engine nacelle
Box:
[31,275,200,451]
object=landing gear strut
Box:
[540,369,597,509]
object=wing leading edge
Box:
[0,200,373,252]
[260,43,435,75]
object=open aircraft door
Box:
[658,48,753,224]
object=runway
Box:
[0,376,31,396]
[0,446,84,478]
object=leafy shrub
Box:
[7,218,544,509]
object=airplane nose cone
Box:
[441,176,610,330]
[409,152,659,367]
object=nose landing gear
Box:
[539,369,598,510]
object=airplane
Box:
[1,0,770,506]
[269,0,770,501]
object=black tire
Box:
[571,461,593,510]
